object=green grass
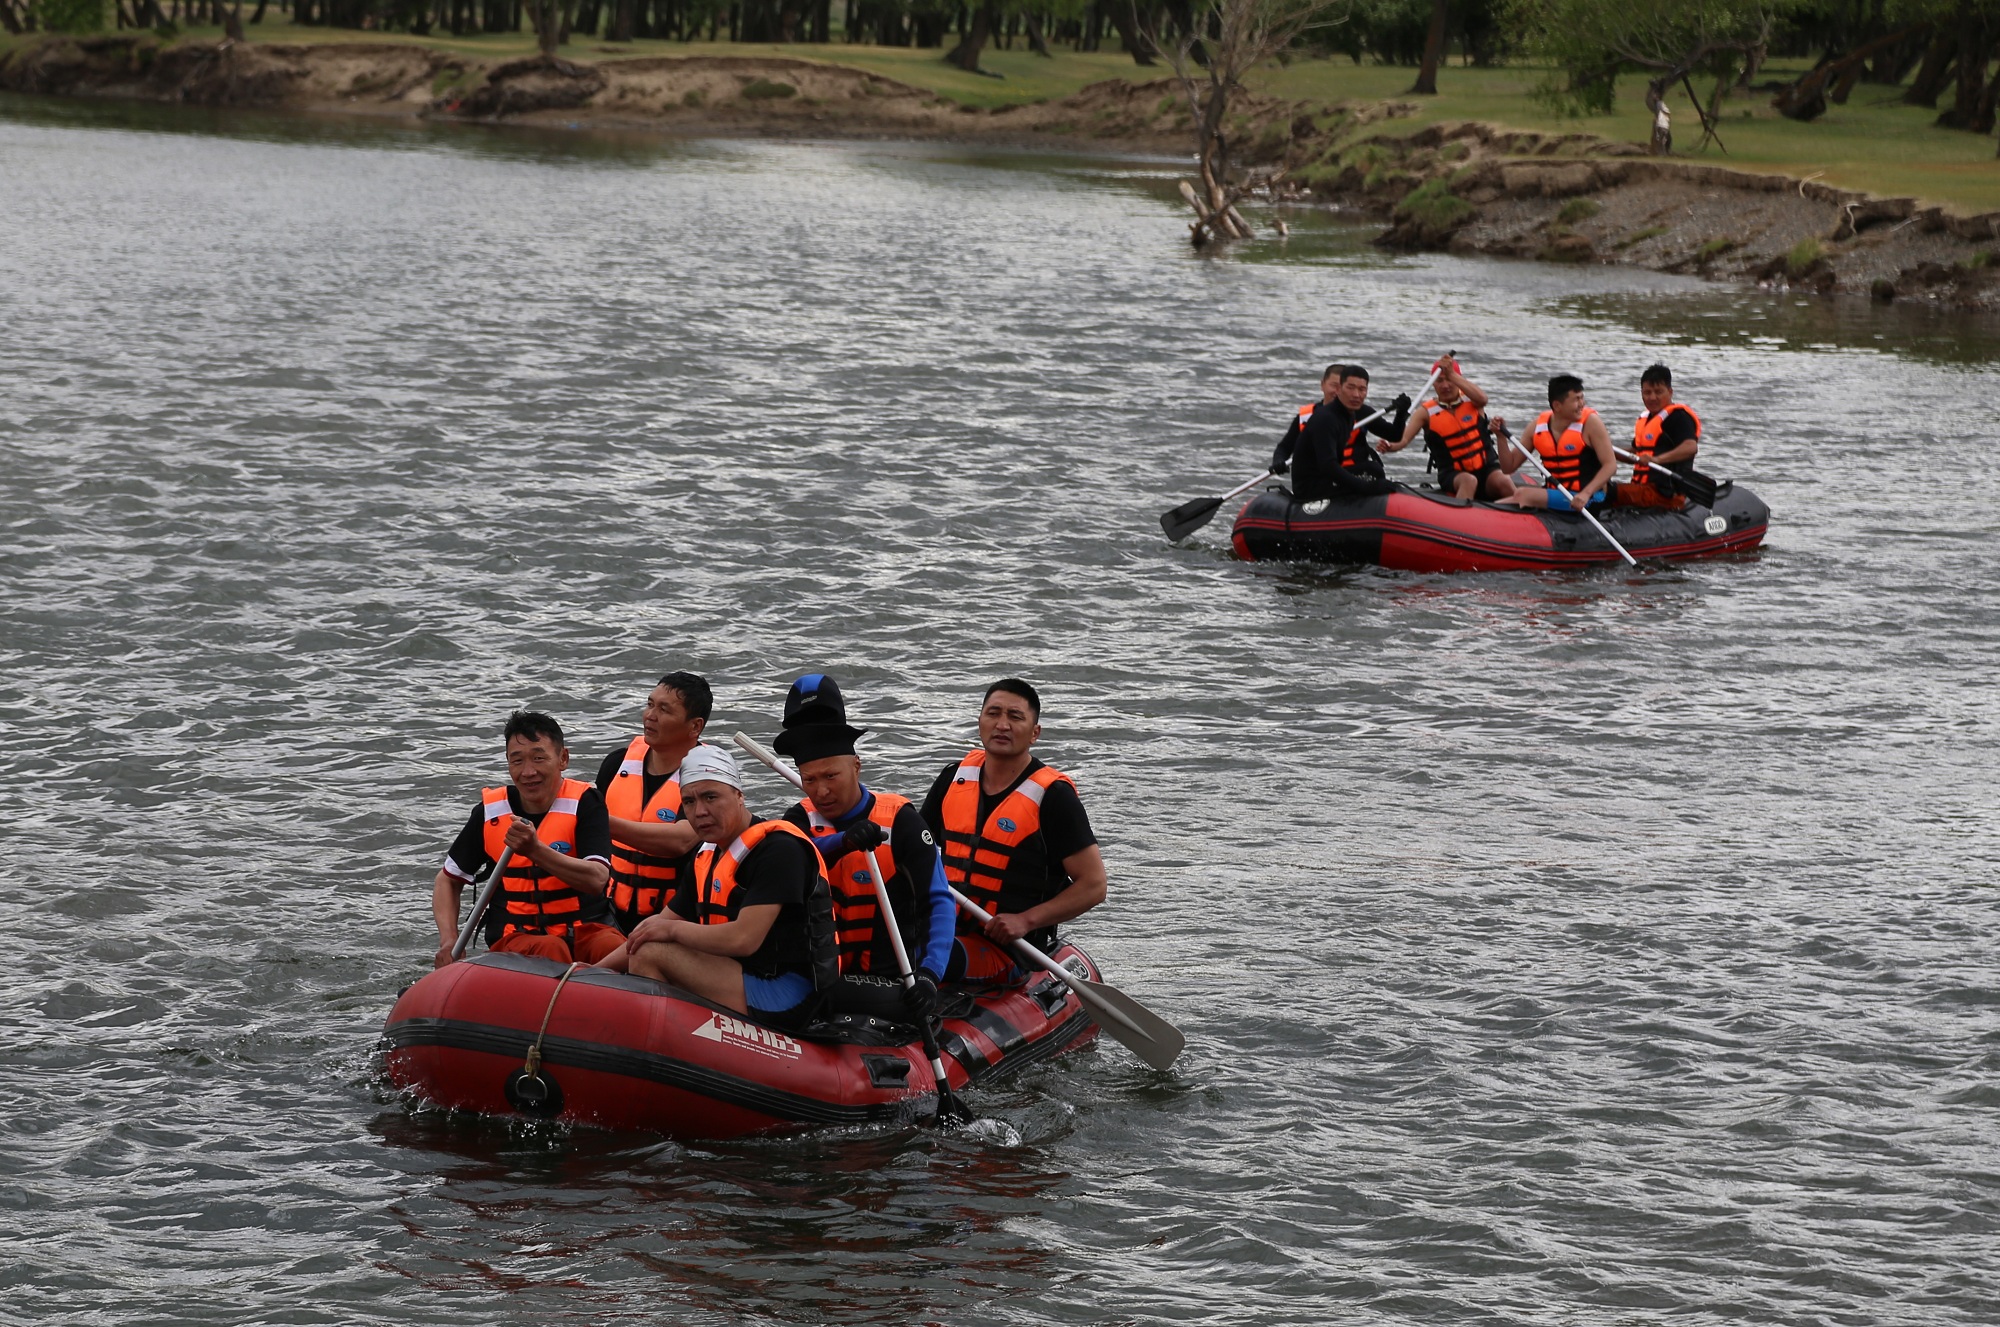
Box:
[1556,196,1601,225]
[1786,236,1823,275]
[1697,237,1737,261]
[10,20,2000,211]
[1253,57,2000,214]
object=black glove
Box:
[906,967,939,1019]
[837,820,887,858]
[1269,450,1290,476]
[1390,393,1412,429]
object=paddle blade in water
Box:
[1073,977,1185,1071]
[1160,496,1224,542]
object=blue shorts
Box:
[1546,486,1605,513]
[743,970,813,1015]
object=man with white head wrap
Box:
[614,744,839,1024]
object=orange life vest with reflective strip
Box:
[692,819,839,985]
[480,778,591,937]
[800,791,910,976]
[1531,407,1602,490]
[938,751,1076,931]
[1300,403,1372,470]
[603,735,684,926]
[1629,403,1701,488]
[1422,396,1492,474]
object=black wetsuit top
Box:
[1271,399,1405,501]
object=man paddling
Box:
[920,680,1106,983]
[1269,364,1412,502]
[1610,363,1702,510]
[1498,374,1617,513]
[431,711,621,969]
[620,745,839,1024]
[594,671,707,938]
[771,674,956,1018]
[1383,355,1516,502]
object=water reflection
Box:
[1551,286,2000,366]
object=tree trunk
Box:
[1905,32,1957,105]
[1105,0,1154,66]
[1774,25,1923,121]
[1023,7,1051,57]
[608,0,629,38]
[1937,6,1989,128]
[222,0,243,37]
[1409,0,1447,95]
[945,0,994,70]
[249,0,265,21]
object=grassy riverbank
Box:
[8,20,1999,211]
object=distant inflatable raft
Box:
[1229,483,1770,572]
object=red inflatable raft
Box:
[1230,482,1769,572]
[380,947,1103,1139]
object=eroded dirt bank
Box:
[5,33,1996,307]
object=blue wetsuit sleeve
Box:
[921,848,955,978]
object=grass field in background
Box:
[10,19,1998,211]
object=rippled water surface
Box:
[2,96,1997,1326]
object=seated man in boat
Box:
[1497,374,1617,513]
[619,745,840,1025]
[773,674,957,1020]
[430,710,622,969]
[594,671,708,945]
[1381,356,1516,502]
[1268,364,1412,502]
[920,680,1106,984]
[1609,363,1701,509]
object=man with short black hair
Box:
[1499,374,1618,512]
[921,680,1106,983]
[1269,363,1412,502]
[594,672,708,938]
[431,711,620,969]
[620,745,839,1024]
[1612,363,1702,509]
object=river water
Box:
[2,95,1996,1326]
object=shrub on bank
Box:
[34,0,107,32]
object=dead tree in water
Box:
[1152,0,1351,247]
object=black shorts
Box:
[1443,462,1501,493]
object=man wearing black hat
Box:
[920,679,1105,983]
[774,675,955,1019]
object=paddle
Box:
[1611,446,1720,506]
[1495,421,1639,567]
[450,847,515,961]
[731,732,972,1123]
[733,732,1185,1072]
[1160,470,1274,542]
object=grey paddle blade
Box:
[1072,977,1185,1071]
[1160,496,1225,542]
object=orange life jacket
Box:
[1422,396,1492,474]
[480,778,592,937]
[1531,407,1603,490]
[1300,402,1373,470]
[800,791,911,976]
[602,735,684,926]
[937,750,1076,932]
[692,819,839,985]
[1629,403,1701,488]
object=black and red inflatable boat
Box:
[1230,482,1769,572]
[380,946,1103,1139]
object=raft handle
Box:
[862,1054,915,1089]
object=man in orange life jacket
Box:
[1498,374,1618,513]
[920,679,1106,983]
[772,674,956,1019]
[1268,364,1412,502]
[592,671,708,946]
[1382,356,1517,502]
[1610,363,1702,510]
[619,745,839,1024]
[430,710,621,969]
